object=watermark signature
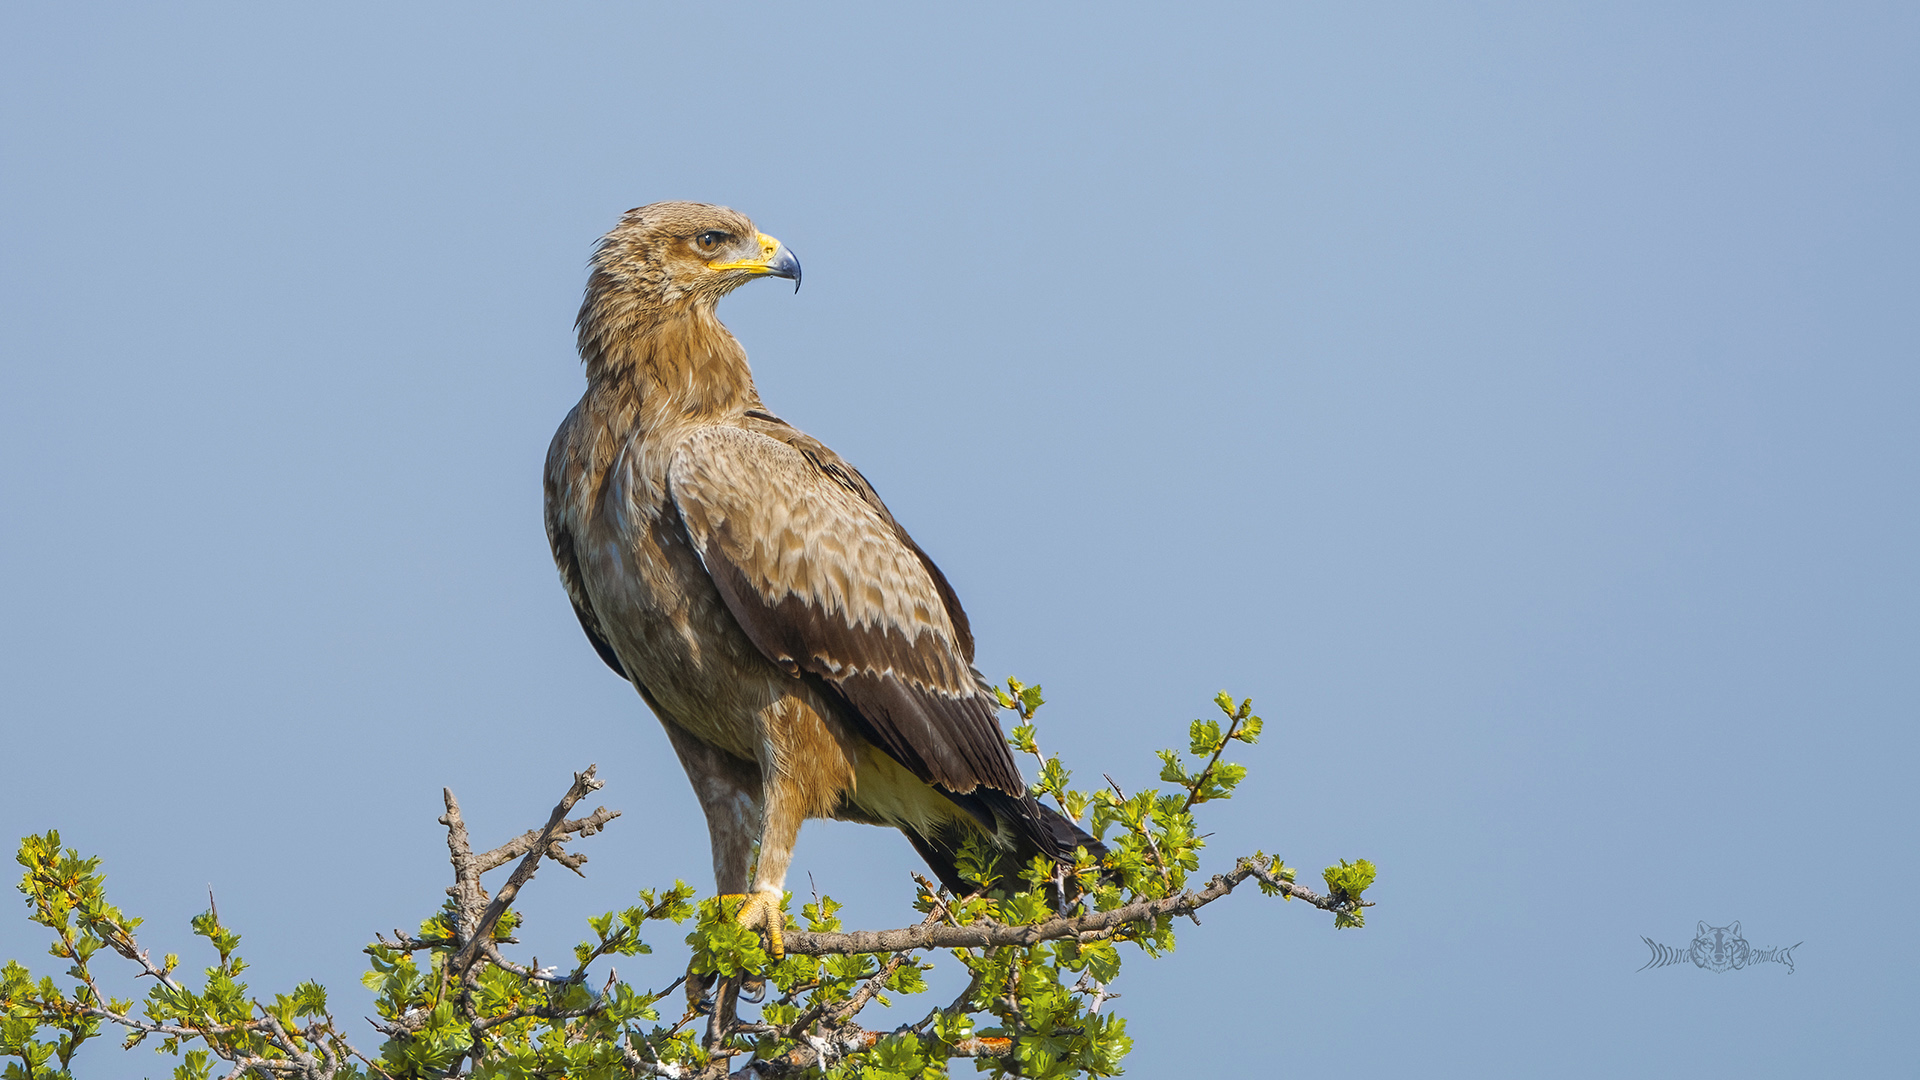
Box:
[1638,921,1801,974]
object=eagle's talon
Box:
[722,890,787,961]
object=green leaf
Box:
[1037,757,1071,798]
[1188,719,1223,757]
[1019,683,1045,715]
[802,895,843,933]
[1324,858,1377,929]
[885,962,930,996]
[289,980,327,1016]
[1009,722,1038,755]
[1081,941,1121,983]
[1323,858,1376,901]
[955,831,1004,891]
[172,1049,212,1080]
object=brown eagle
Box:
[545,202,1097,954]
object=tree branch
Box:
[472,806,621,875]
[445,765,613,980]
[782,856,1358,956]
[745,1030,1012,1076]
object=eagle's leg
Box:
[732,697,858,961]
[658,721,763,890]
[657,721,764,1012]
[730,778,804,960]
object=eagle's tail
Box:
[907,791,1107,896]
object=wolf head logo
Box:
[1690,921,1751,972]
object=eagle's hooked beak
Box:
[709,232,802,293]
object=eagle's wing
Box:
[740,408,976,658]
[667,419,1023,796]
[544,404,629,681]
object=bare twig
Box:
[258,1009,319,1077]
[480,941,568,984]
[439,788,486,960]
[90,914,185,993]
[350,1044,399,1080]
[1071,970,1117,1015]
[841,953,914,1022]
[620,1037,694,1079]
[372,929,452,953]
[472,806,621,876]
[446,765,612,982]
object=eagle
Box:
[545,202,1098,955]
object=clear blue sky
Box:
[2,4,1914,1076]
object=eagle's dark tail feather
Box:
[908,791,1107,897]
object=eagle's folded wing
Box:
[544,405,629,680]
[667,424,1023,796]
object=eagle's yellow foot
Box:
[720,890,786,960]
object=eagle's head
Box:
[586,201,801,317]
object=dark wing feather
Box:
[667,423,1022,796]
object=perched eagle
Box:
[545,202,1097,953]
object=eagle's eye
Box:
[695,230,731,251]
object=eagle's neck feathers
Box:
[577,284,760,428]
